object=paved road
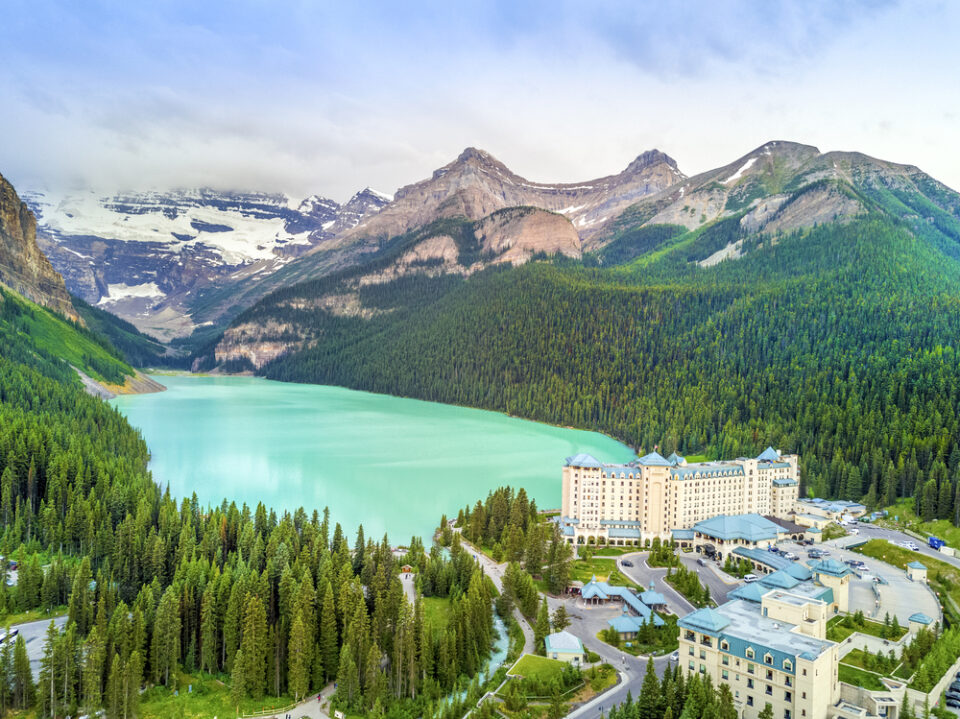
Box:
[7,614,68,678]
[400,571,417,606]
[613,553,696,615]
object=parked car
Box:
[743,574,759,583]
[784,552,798,560]
[671,651,679,661]
[697,558,707,567]
[848,528,859,535]
[949,680,960,693]
[946,690,960,700]
[802,539,814,545]
[622,560,634,567]
[808,550,822,559]
[946,698,960,709]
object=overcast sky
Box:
[1,1,957,202]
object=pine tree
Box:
[151,586,181,687]
[336,643,359,708]
[319,582,339,681]
[288,611,311,701]
[124,650,143,719]
[240,593,268,698]
[231,648,247,710]
[638,658,661,719]
[106,653,122,719]
[200,581,219,673]
[551,605,570,632]
[534,596,550,655]
[82,626,106,713]
[12,634,32,710]
[38,620,58,719]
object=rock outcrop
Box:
[0,173,79,321]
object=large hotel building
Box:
[560,447,799,544]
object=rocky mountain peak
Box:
[625,149,681,175]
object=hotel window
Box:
[747,697,754,707]
[746,648,754,659]
[747,679,754,689]
[688,661,695,671]
[722,655,729,666]
[785,692,792,702]
[722,670,729,680]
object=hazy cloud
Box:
[0,0,957,201]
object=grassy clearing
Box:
[422,596,453,631]
[508,654,567,682]
[838,663,886,691]
[139,670,297,719]
[882,501,960,549]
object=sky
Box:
[1,1,958,203]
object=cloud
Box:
[0,0,958,200]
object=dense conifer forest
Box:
[0,288,500,718]
[250,215,960,513]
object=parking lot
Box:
[771,539,942,625]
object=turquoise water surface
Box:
[111,375,634,542]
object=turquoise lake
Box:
[111,375,635,542]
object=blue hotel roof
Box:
[693,514,785,542]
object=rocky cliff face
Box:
[0,173,79,321]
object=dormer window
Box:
[783,660,793,671]
[746,648,755,659]
[764,653,774,665]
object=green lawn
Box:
[507,654,567,682]
[0,606,68,628]
[422,596,453,631]
[854,539,957,618]
[592,547,634,557]
[826,615,907,642]
[569,557,636,587]
[838,663,886,691]
[139,670,298,719]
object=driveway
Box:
[614,552,700,615]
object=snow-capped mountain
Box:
[23,187,389,339]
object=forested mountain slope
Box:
[214,191,960,509]
[0,258,497,718]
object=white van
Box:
[743,574,759,583]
